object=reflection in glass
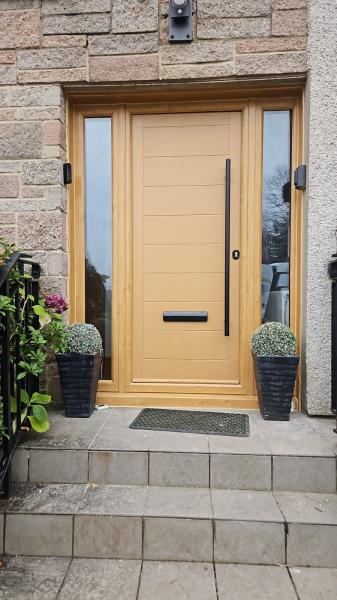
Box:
[84,118,112,379]
[262,111,291,326]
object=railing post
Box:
[0,277,12,498]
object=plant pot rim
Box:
[56,351,101,357]
[252,352,299,360]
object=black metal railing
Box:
[0,253,41,498]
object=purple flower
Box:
[45,293,68,314]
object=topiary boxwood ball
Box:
[252,322,296,357]
[66,323,103,355]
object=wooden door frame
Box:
[67,87,303,409]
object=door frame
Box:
[67,87,303,409]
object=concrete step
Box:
[2,556,337,600]
[13,445,337,493]
[2,484,337,567]
[12,409,337,494]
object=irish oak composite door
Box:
[131,111,241,391]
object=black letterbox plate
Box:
[163,311,208,322]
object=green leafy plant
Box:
[0,238,15,268]
[252,321,296,357]
[41,320,68,353]
[65,323,103,355]
[11,389,51,433]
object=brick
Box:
[0,122,42,159]
[0,108,18,120]
[161,40,233,64]
[235,51,307,75]
[22,185,45,198]
[18,48,86,70]
[38,185,67,211]
[198,0,270,18]
[0,51,15,64]
[18,211,66,250]
[18,68,87,84]
[0,160,21,173]
[90,54,159,82]
[5,85,62,107]
[88,32,158,56]
[272,0,307,8]
[236,36,307,53]
[42,0,111,13]
[111,0,158,33]
[198,17,270,39]
[42,35,87,48]
[19,107,62,121]
[0,1,40,8]
[0,173,19,197]
[42,145,63,159]
[0,10,40,49]
[0,224,16,244]
[0,198,36,211]
[161,61,234,80]
[43,13,111,35]
[22,159,62,185]
[0,65,16,84]
[43,121,65,147]
[0,213,15,224]
[272,9,308,36]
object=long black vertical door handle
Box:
[224,158,231,336]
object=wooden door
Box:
[131,111,242,388]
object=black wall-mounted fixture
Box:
[63,163,72,185]
[294,164,306,190]
[168,0,192,43]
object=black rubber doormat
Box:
[129,409,250,437]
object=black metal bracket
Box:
[294,165,306,190]
[163,311,208,322]
[63,163,72,185]
[168,0,192,43]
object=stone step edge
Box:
[13,447,337,493]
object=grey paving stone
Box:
[77,484,148,516]
[212,489,284,521]
[266,432,335,457]
[7,483,86,514]
[145,486,212,519]
[273,456,337,492]
[29,449,88,484]
[149,431,209,453]
[287,523,337,567]
[208,430,271,455]
[211,454,271,490]
[274,492,337,524]
[5,514,73,556]
[216,564,297,599]
[144,517,213,562]
[74,515,142,559]
[12,448,29,482]
[0,556,70,600]
[149,452,209,487]
[290,566,337,599]
[92,430,153,451]
[58,558,141,600]
[89,450,148,485]
[139,561,217,599]
[214,520,285,564]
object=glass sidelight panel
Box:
[84,117,112,379]
[262,111,291,326]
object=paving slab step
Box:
[2,556,337,600]
[12,445,337,493]
[12,409,337,493]
[1,484,337,567]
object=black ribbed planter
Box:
[56,353,101,418]
[253,354,299,421]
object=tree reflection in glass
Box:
[262,111,291,326]
[84,117,112,379]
